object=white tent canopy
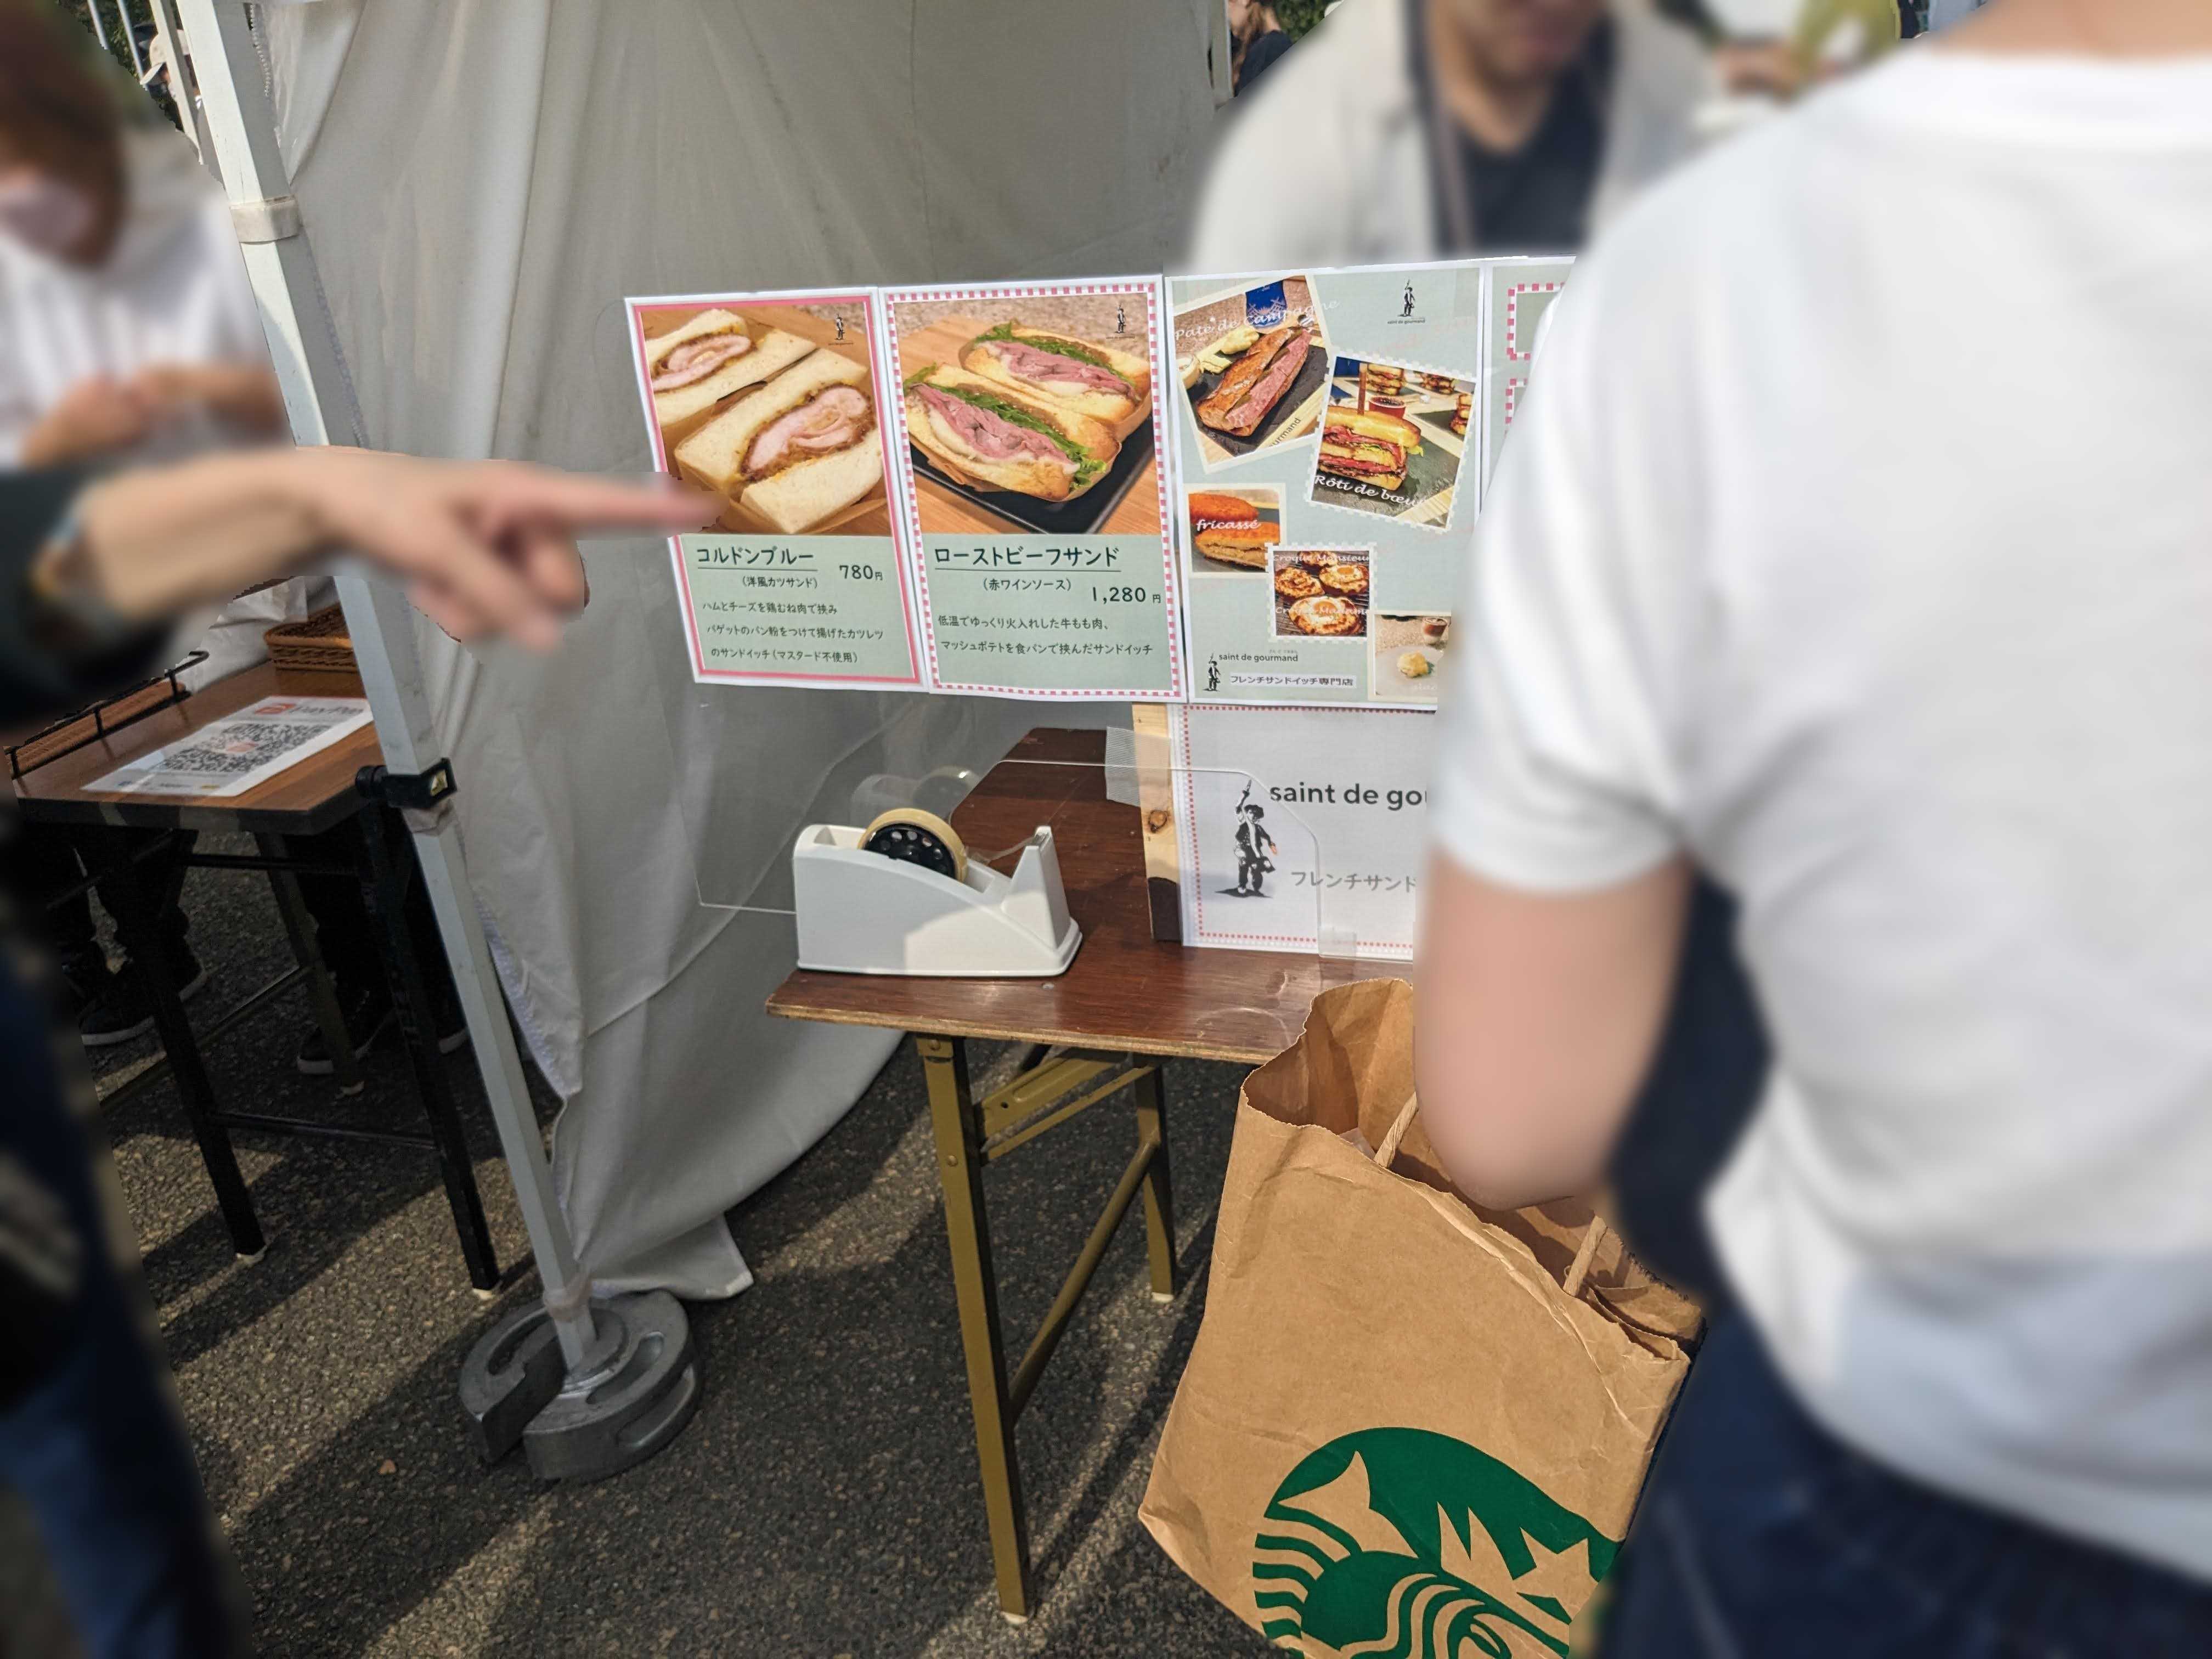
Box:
[252,0,1223,1294]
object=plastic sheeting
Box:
[258,1,1217,1294]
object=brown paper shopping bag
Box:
[1141,979,1699,1657]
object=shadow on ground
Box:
[8,838,1274,1656]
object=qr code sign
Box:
[161,723,318,776]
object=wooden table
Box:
[769,729,1372,1618]
[11,662,499,1289]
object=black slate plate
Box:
[910,414,1155,537]
[1184,343,1329,462]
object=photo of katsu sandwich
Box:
[960,323,1152,427]
[647,311,815,442]
[1318,407,1423,493]
[904,363,1119,503]
[674,348,884,535]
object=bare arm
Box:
[1413,850,1691,1211]
[41,446,708,650]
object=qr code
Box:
[162,722,317,776]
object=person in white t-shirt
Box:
[0,16,337,1052]
[1415,0,2212,1645]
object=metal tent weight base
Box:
[460,1291,700,1482]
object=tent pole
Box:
[169,0,605,1369]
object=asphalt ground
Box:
[2,833,1272,1657]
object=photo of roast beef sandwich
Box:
[1194,324,1315,439]
[649,313,815,442]
[905,363,1119,503]
[960,323,1152,427]
[1318,407,1423,493]
[674,349,884,534]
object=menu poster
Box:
[882,279,1186,701]
[1168,703,1434,961]
[627,289,926,691]
[1171,262,1485,710]
[1483,257,1575,484]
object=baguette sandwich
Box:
[905,363,1118,501]
[960,323,1151,426]
[673,349,883,533]
[1318,406,1423,493]
[1194,325,1312,438]
[649,314,814,441]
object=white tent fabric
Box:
[257,0,1217,1294]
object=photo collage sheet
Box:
[1165,257,1571,958]
[623,260,1571,958]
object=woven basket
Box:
[264,603,357,672]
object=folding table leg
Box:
[1133,1063,1178,1302]
[356,803,499,1293]
[254,832,364,1096]
[106,833,266,1261]
[918,1034,1035,1621]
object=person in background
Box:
[2,442,708,1659]
[1187,0,1763,1308]
[1188,0,1709,264]
[1,5,456,1075]
[1415,0,2212,1645]
[1229,0,1295,93]
[1,4,297,1047]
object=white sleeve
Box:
[1429,259,1698,893]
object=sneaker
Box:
[52,951,116,1025]
[78,953,208,1048]
[296,983,468,1075]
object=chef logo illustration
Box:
[834,314,848,342]
[1229,782,1275,898]
[1254,1429,1614,1658]
[1116,301,1129,335]
[1402,281,1417,319]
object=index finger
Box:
[463,466,716,538]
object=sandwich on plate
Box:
[1194,325,1313,438]
[960,323,1151,426]
[905,363,1118,501]
[673,349,883,534]
[650,314,815,442]
[1318,407,1422,493]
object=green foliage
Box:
[55,0,137,79]
[1278,0,1331,41]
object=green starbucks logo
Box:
[1252,1428,1616,1657]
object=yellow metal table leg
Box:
[918,1034,1035,1620]
[1134,1063,1178,1302]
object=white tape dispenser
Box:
[791,808,1081,977]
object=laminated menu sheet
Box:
[88,697,373,799]
[627,288,926,690]
[619,259,1572,704]
[882,278,1186,701]
[1170,259,1543,711]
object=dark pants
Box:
[19,824,191,973]
[1601,1316,2212,1656]
[0,964,247,1657]
[292,816,451,1008]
